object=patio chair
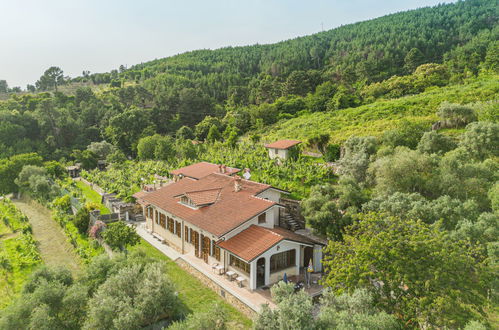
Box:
[211,263,219,273]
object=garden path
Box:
[13,198,80,273]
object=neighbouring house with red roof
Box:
[134,161,324,291]
[264,140,302,160]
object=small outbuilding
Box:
[66,164,81,178]
[264,140,302,160]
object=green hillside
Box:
[262,75,499,144]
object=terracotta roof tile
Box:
[217,225,316,262]
[184,188,221,206]
[170,162,240,180]
[264,140,302,150]
[132,190,149,200]
[141,173,275,236]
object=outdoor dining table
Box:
[236,276,245,287]
[225,270,237,281]
[214,265,225,275]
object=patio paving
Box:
[129,220,276,313]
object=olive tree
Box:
[322,213,491,329]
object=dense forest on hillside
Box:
[0,0,498,328]
[0,0,497,159]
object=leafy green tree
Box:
[87,141,116,160]
[137,135,158,160]
[338,136,377,183]
[106,149,127,164]
[305,81,337,112]
[382,121,426,149]
[417,131,456,154]
[105,107,153,154]
[43,160,66,179]
[437,102,477,128]
[176,125,195,140]
[15,165,47,192]
[317,288,399,330]
[155,135,175,160]
[459,121,499,160]
[328,85,358,110]
[73,207,90,235]
[194,116,223,141]
[254,282,314,330]
[483,40,499,73]
[168,304,227,330]
[223,126,239,148]
[0,153,43,194]
[452,212,498,260]
[73,149,99,170]
[207,125,222,143]
[84,263,182,329]
[35,66,65,91]
[438,147,497,210]
[404,48,426,72]
[101,221,140,251]
[335,176,369,212]
[174,139,198,160]
[0,267,86,330]
[363,192,481,230]
[301,185,347,240]
[322,213,491,329]
[489,182,499,213]
[369,147,439,198]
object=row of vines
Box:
[82,142,334,201]
[0,199,41,308]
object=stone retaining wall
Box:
[175,259,257,319]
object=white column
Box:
[265,256,270,286]
[295,247,301,275]
[250,260,256,290]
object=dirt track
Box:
[13,198,80,273]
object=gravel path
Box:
[13,198,80,273]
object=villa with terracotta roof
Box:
[134,162,324,291]
[264,139,302,160]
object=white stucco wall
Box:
[267,148,290,160]
[257,188,281,202]
[248,240,303,290]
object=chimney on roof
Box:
[234,176,242,192]
[218,164,222,173]
[222,164,227,174]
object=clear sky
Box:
[0,0,455,88]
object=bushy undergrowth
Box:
[0,199,41,308]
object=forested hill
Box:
[0,0,497,160]
[109,0,497,86]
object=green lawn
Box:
[130,239,253,329]
[75,181,110,214]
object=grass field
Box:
[75,181,111,214]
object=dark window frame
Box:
[270,249,296,273]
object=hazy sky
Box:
[0,0,455,88]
